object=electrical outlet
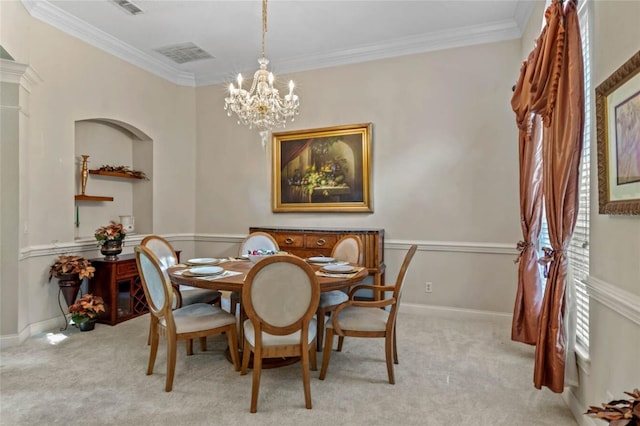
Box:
[425,282,433,293]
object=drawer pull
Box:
[285,238,294,244]
[316,239,326,246]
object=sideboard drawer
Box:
[275,233,304,249]
[116,261,138,277]
[305,234,337,249]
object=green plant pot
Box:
[78,320,96,332]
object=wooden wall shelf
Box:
[89,170,144,180]
[74,195,114,202]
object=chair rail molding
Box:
[586,275,640,326]
[19,234,518,260]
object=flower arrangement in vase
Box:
[68,294,105,331]
[95,221,127,260]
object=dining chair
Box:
[228,231,280,316]
[240,255,320,413]
[315,234,363,351]
[140,235,221,308]
[319,244,417,384]
[140,235,222,352]
[134,245,240,392]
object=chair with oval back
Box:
[228,232,280,316]
[141,235,222,353]
[134,245,240,392]
[240,254,320,413]
[315,234,363,351]
[319,245,417,384]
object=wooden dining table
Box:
[168,257,368,367]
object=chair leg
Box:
[199,337,207,352]
[316,307,326,351]
[385,333,395,385]
[393,324,398,364]
[226,326,241,371]
[166,335,177,392]
[147,325,159,376]
[301,343,312,409]
[310,339,317,371]
[250,346,262,413]
[186,339,193,356]
[319,328,334,380]
[337,336,344,352]
[241,338,251,375]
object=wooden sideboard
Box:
[89,254,148,325]
[249,226,385,291]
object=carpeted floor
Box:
[0,311,577,425]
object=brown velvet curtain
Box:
[510,0,584,393]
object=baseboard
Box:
[563,388,597,426]
[0,316,65,349]
[401,303,512,323]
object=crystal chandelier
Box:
[224,0,300,131]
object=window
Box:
[539,0,591,352]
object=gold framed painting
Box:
[272,123,372,213]
[596,50,640,215]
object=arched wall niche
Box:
[74,118,153,240]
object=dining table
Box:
[168,256,369,368]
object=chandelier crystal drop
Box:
[224,0,299,131]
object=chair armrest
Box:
[331,297,395,335]
[348,284,395,299]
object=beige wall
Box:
[4,4,638,423]
[581,0,640,416]
[0,1,198,335]
[195,39,522,312]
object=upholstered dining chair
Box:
[140,235,222,352]
[140,235,221,308]
[315,234,363,351]
[240,255,320,413]
[319,244,417,384]
[134,245,240,392]
[228,231,280,316]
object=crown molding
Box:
[21,1,525,88]
[20,0,196,87]
[0,59,42,92]
[197,18,523,86]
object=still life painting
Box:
[272,123,372,212]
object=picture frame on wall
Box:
[272,123,372,213]
[595,50,640,215]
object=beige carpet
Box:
[0,311,577,425]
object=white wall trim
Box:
[563,388,597,426]
[0,59,42,92]
[20,0,196,87]
[19,234,518,260]
[387,239,517,255]
[401,303,512,323]
[586,276,640,326]
[21,0,524,88]
[0,316,63,349]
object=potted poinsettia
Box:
[95,221,127,260]
[49,255,96,308]
[68,294,105,331]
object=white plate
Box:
[187,258,219,265]
[308,256,335,263]
[322,264,356,273]
[187,266,224,276]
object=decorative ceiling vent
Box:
[154,43,214,64]
[110,0,144,15]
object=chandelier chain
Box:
[262,0,267,59]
